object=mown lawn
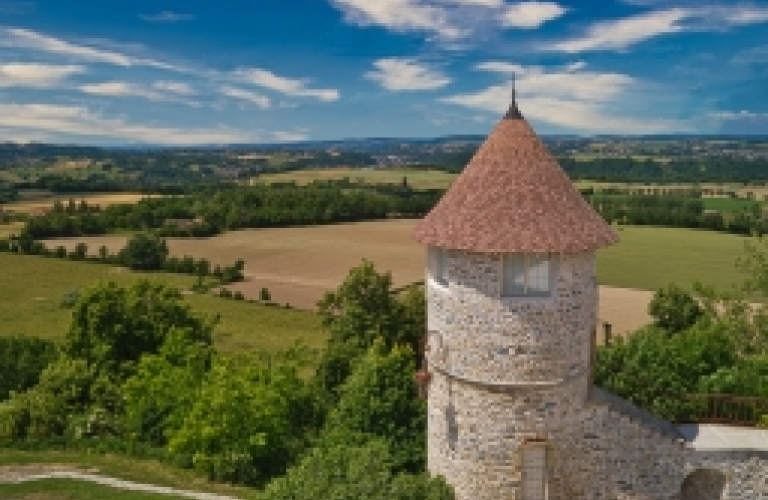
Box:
[0,253,326,353]
[597,225,757,296]
[0,479,250,500]
[0,451,258,499]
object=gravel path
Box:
[0,465,245,500]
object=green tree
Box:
[648,283,704,333]
[121,330,212,446]
[263,439,454,500]
[166,352,308,485]
[64,280,216,376]
[118,233,168,271]
[0,336,58,401]
[315,261,425,397]
[321,340,426,474]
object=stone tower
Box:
[412,94,619,500]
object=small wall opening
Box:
[680,468,726,500]
[521,439,549,500]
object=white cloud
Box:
[442,62,688,134]
[502,1,567,28]
[565,60,586,72]
[221,85,271,109]
[475,61,526,75]
[140,11,195,22]
[80,81,165,100]
[0,63,85,88]
[328,0,565,40]
[721,6,768,24]
[153,81,196,95]
[0,27,183,71]
[79,81,201,107]
[365,58,451,91]
[548,8,687,53]
[547,6,768,53]
[328,0,464,39]
[272,130,309,142]
[0,103,260,145]
[709,110,768,120]
[232,68,340,102]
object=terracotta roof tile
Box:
[413,103,619,253]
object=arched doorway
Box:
[680,469,726,500]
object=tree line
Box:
[21,184,443,239]
[0,232,246,285]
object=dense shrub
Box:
[0,336,58,401]
[118,233,168,271]
[263,439,454,500]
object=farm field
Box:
[0,222,23,238]
[255,167,457,190]
[0,253,325,353]
[41,221,759,335]
[2,192,160,214]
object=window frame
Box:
[501,253,556,298]
[429,246,448,287]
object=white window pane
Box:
[430,247,446,285]
[503,254,525,295]
[527,254,550,294]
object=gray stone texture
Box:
[425,247,768,500]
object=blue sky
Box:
[0,0,767,145]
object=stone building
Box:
[411,92,768,500]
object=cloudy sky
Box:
[0,0,767,145]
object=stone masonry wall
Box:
[426,249,597,500]
[425,247,768,500]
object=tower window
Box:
[429,247,447,286]
[502,254,552,297]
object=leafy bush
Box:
[64,280,216,376]
[263,439,454,500]
[166,354,304,485]
[118,233,168,271]
[321,340,426,474]
[648,283,703,333]
[0,336,58,401]
[596,321,737,421]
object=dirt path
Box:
[0,465,244,500]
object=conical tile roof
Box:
[413,100,619,253]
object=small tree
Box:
[648,283,704,334]
[118,233,168,271]
[260,287,272,302]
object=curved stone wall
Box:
[426,249,596,385]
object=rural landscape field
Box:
[2,0,768,496]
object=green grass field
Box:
[0,479,247,500]
[0,451,258,499]
[597,225,756,295]
[0,253,325,353]
[255,167,456,190]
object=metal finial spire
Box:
[504,70,522,120]
[511,71,516,104]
